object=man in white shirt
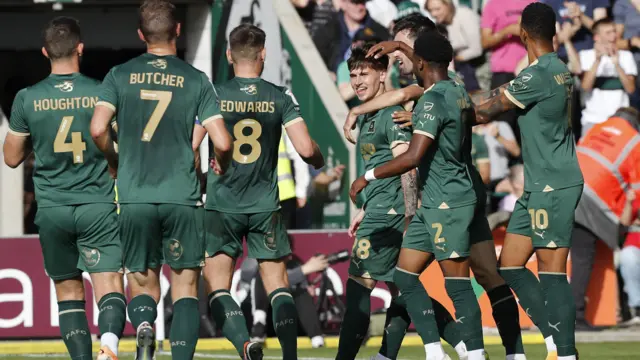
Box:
[580,18,637,137]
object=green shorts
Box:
[119,204,205,272]
[507,185,583,248]
[205,210,291,260]
[349,213,404,282]
[402,204,492,261]
[35,203,122,281]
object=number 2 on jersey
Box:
[54,116,86,164]
[140,89,172,141]
[233,119,262,164]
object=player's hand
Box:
[392,110,414,128]
[366,41,401,59]
[302,255,329,274]
[348,209,366,238]
[210,157,225,175]
[108,166,117,179]
[344,110,358,144]
[349,176,369,204]
[297,197,307,208]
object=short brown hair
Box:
[229,24,266,62]
[139,0,178,44]
[347,42,389,72]
[43,17,81,61]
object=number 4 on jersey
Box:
[54,116,86,164]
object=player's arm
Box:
[470,83,510,106]
[472,86,515,124]
[92,69,120,172]
[4,90,32,168]
[285,121,325,169]
[201,117,233,174]
[387,110,418,219]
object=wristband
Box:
[365,169,377,181]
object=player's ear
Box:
[41,47,49,59]
[260,47,266,62]
[76,42,84,57]
[226,48,234,64]
[137,29,146,43]
[379,69,387,84]
[176,23,182,38]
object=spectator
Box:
[487,164,524,230]
[480,0,534,132]
[427,0,485,92]
[474,122,520,191]
[619,190,640,326]
[515,22,581,76]
[389,1,422,31]
[544,0,609,58]
[572,107,640,330]
[613,0,640,108]
[580,18,637,136]
[332,0,389,72]
[241,254,329,347]
[294,0,341,71]
[278,133,311,230]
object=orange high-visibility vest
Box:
[577,117,640,219]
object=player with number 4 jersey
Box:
[193,24,324,360]
[90,2,234,360]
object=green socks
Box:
[170,297,200,360]
[431,296,463,348]
[444,278,484,352]
[98,293,127,355]
[486,284,524,355]
[336,279,373,360]
[378,298,410,359]
[127,294,158,330]
[392,269,441,345]
[209,290,250,357]
[539,273,576,357]
[269,288,298,360]
[58,300,92,360]
[500,267,553,339]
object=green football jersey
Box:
[412,79,476,209]
[205,77,303,213]
[471,132,489,169]
[358,105,412,215]
[410,70,464,87]
[98,53,221,205]
[503,52,584,192]
[9,73,114,207]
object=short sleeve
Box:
[480,0,496,29]
[621,51,638,76]
[473,135,490,163]
[197,74,222,127]
[8,89,29,136]
[282,88,304,128]
[413,95,443,140]
[613,1,626,24]
[97,68,119,112]
[383,107,412,147]
[503,67,548,109]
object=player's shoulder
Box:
[419,88,447,108]
[379,105,404,122]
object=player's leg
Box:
[160,204,207,360]
[35,206,92,360]
[531,186,583,360]
[250,211,297,360]
[498,194,557,359]
[428,206,484,360]
[394,212,447,360]
[120,204,162,360]
[338,213,398,360]
[203,210,259,359]
[75,203,126,359]
[469,211,524,359]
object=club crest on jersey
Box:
[81,247,100,268]
[240,84,258,95]
[367,120,376,133]
[423,102,434,111]
[148,59,168,70]
[54,81,74,92]
[167,239,183,260]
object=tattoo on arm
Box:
[401,169,418,217]
[471,83,509,105]
[474,91,516,123]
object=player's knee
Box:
[54,278,85,301]
[472,264,504,290]
[91,272,125,300]
[259,258,289,292]
[126,271,161,299]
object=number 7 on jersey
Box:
[140,89,172,141]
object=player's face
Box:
[412,58,424,87]
[393,30,415,75]
[350,66,385,102]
